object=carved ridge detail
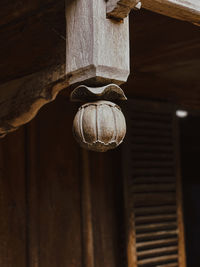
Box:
[0,64,68,137]
[70,84,127,102]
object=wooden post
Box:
[66,0,130,86]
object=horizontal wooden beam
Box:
[142,0,200,26]
[0,64,67,137]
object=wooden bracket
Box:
[106,0,141,20]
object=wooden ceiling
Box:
[125,10,200,110]
[0,0,65,84]
[0,1,200,116]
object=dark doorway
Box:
[180,113,200,267]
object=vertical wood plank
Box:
[26,96,82,267]
[81,149,95,267]
[0,128,26,267]
[123,142,138,267]
[173,114,187,267]
[89,149,124,267]
[25,120,40,267]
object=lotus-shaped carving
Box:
[73,100,126,152]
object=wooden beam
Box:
[106,0,140,19]
[66,0,130,87]
[0,64,67,137]
[142,0,200,26]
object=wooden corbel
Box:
[66,0,132,151]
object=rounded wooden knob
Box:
[73,100,126,152]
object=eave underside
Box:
[0,1,200,135]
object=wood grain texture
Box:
[0,128,26,267]
[24,96,125,267]
[81,149,95,267]
[89,149,125,267]
[0,65,68,137]
[142,0,200,25]
[66,0,130,86]
[107,0,139,19]
[25,97,82,267]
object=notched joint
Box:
[106,0,142,20]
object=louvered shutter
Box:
[123,100,186,267]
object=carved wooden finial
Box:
[66,0,130,152]
[71,84,127,152]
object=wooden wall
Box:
[0,95,124,267]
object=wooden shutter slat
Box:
[137,254,178,266]
[129,120,172,130]
[136,230,178,241]
[133,193,176,206]
[135,214,177,224]
[136,238,178,249]
[163,264,178,267]
[130,168,174,176]
[133,177,175,184]
[131,128,172,138]
[130,144,174,152]
[136,222,177,233]
[137,246,178,258]
[129,136,173,145]
[130,113,172,122]
[135,205,176,216]
[131,184,176,193]
[131,161,174,168]
[131,153,174,160]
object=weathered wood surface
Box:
[0,0,67,137]
[106,0,140,19]
[66,0,130,86]
[1,6,200,137]
[142,0,200,26]
[0,65,67,137]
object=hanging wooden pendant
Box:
[71,84,127,152]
